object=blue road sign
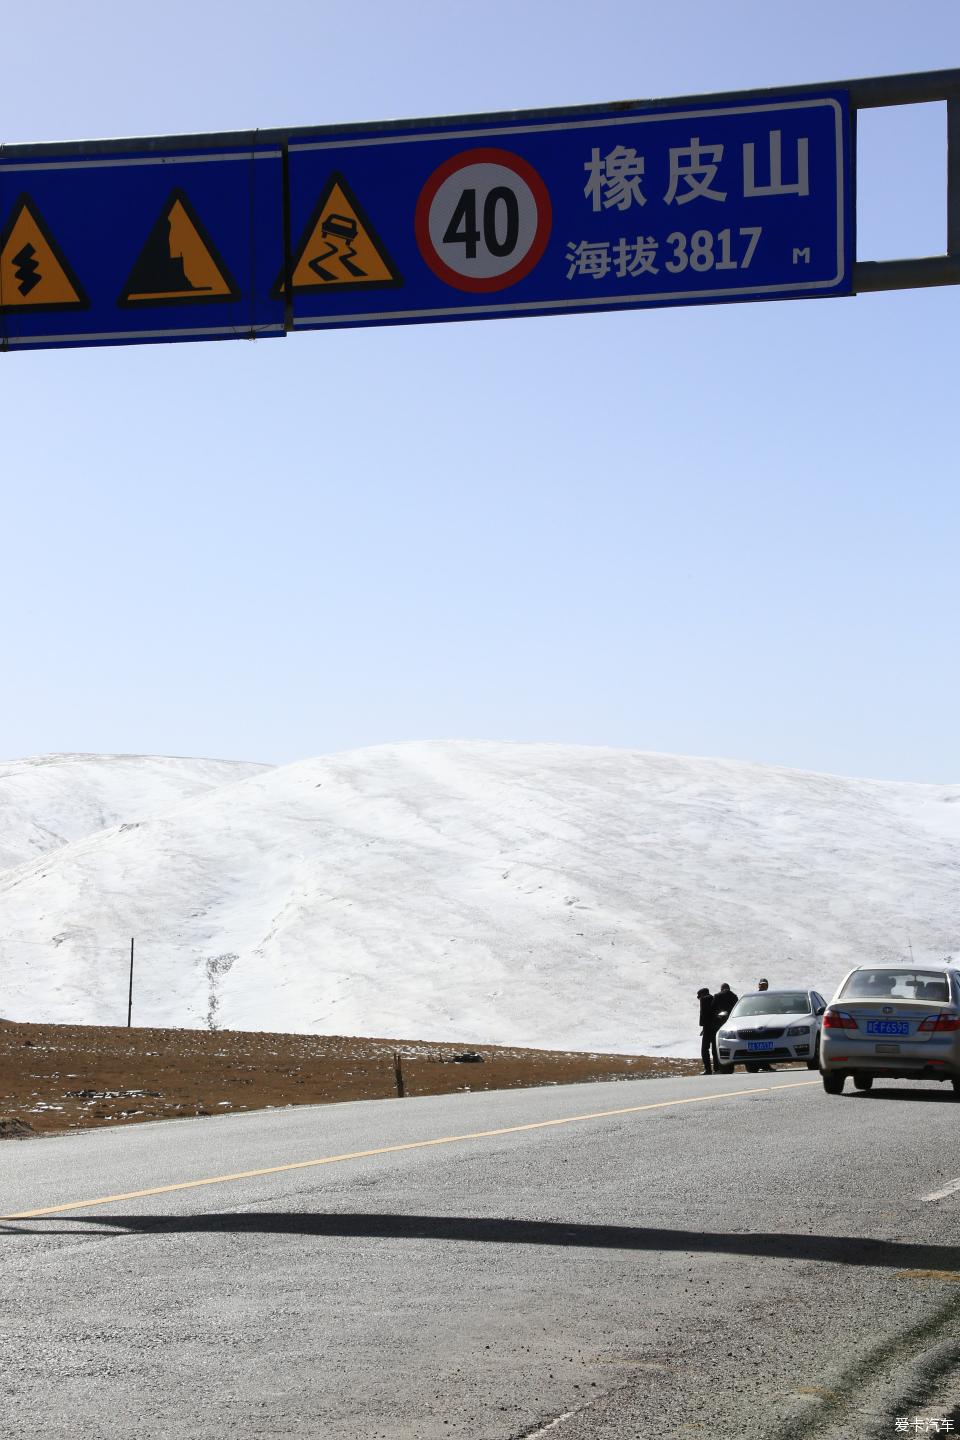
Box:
[0,92,851,353]
[288,94,852,334]
[0,141,285,351]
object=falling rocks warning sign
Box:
[119,190,240,306]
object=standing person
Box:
[697,987,718,1074]
[713,982,738,1026]
[755,978,772,1069]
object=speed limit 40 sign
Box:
[414,148,552,292]
[284,91,851,334]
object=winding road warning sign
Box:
[414,148,552,293]
[119,190,239,306]
[0,195,88,311]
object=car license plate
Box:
[876,1043,901,1054]
[866,1020,909,1035]
[747,1040,775,1052]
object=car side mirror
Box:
[816,1006,825,1016]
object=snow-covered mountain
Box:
[1,742,958,1056]
[0,753,269,872]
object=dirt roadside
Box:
[0,1020,700,1138]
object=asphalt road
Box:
[2,1071,960,1440]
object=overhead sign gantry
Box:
[1,67,957,352]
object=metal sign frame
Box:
[1,66,957,353]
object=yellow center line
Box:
[896,1270,960,1283]
[2,1079,818,1220]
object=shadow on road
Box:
[847,1088,958,1102]
[4,1214,960,1271]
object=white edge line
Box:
[290,97,843,152]
[524,1408,579,1438]
[921,1177,960,1203]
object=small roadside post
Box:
[127,937,134,1027]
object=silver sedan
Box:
[819,964,960,1096]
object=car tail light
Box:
[918,1014,960,1032]
[823,1009,858,1029]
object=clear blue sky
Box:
[2,1,958,782]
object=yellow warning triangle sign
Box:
[0,195,88,311]
[119,189,239,306]
[277,172,402,294]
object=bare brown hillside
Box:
[0,1021,699,1137]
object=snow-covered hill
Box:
[1,743,958,1056]
[0,753,269,872]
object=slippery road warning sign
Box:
[280,173,401,292]
[0,196,87,311]
[415,149,552,292]
[119,190,239,306]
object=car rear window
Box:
[733,992,811,1016]
[839,969,951,1003]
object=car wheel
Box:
[952,1078,960,1097]
[821,1070,845,1095]
[806,1038,821,1071]
[745,1063,758,1073]
[852,1072,873,1091]
[715,1064,734,1075]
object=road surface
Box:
[2,1072,959,1438]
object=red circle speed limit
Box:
[415,148,552,293]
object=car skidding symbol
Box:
[308,213,367,281]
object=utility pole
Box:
[127,938,135,1027]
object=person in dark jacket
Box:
[754,978,772,1069]
[712,982,738,1026]
[697,987,718,1074]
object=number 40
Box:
[443,187,520,259]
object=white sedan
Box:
[715,988,827,1073]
